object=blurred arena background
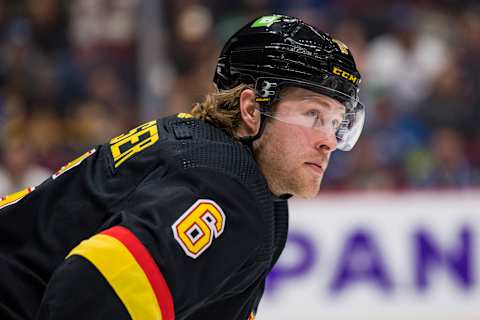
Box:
[0,0,479,319]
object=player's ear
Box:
[238,88,261,137]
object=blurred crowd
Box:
[0,0,479,195]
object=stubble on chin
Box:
[254,144,324,198]
[261,160,323,198]
[292,168,323,198]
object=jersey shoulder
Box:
[159,115,264,190]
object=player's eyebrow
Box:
[301,95,346,113]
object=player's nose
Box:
[313,127,337,152]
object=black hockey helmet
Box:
[214,14,365,151]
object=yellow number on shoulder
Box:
[172,199,226,259]
[177,113,193,119]
[110,120,159,168]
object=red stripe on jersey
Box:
[101,226,175,320]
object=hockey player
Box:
[0,14,364,320]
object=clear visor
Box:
[255,78,365,151]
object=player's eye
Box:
[304,110,321,127]
[305,110,319,118]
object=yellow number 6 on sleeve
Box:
[172,199,226,259]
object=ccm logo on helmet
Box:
[332,66,359,85]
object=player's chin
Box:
[294,180,322,199]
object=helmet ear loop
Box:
[238,95,276,149]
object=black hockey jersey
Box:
[0,114,289,320]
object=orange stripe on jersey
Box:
[67,226,175,320]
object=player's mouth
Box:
[304,162,324,175]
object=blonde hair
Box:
[191,84,253,138]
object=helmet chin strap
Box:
[238,113,293,200]
[238,113,269,151]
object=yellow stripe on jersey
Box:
[68,234,162,320]
[0,187,35,210]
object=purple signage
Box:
[267,225,475,296]
[414,226,473,291]
[266,232,316,293]
[330,229,393,293]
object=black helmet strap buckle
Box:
[238,79,278,150]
